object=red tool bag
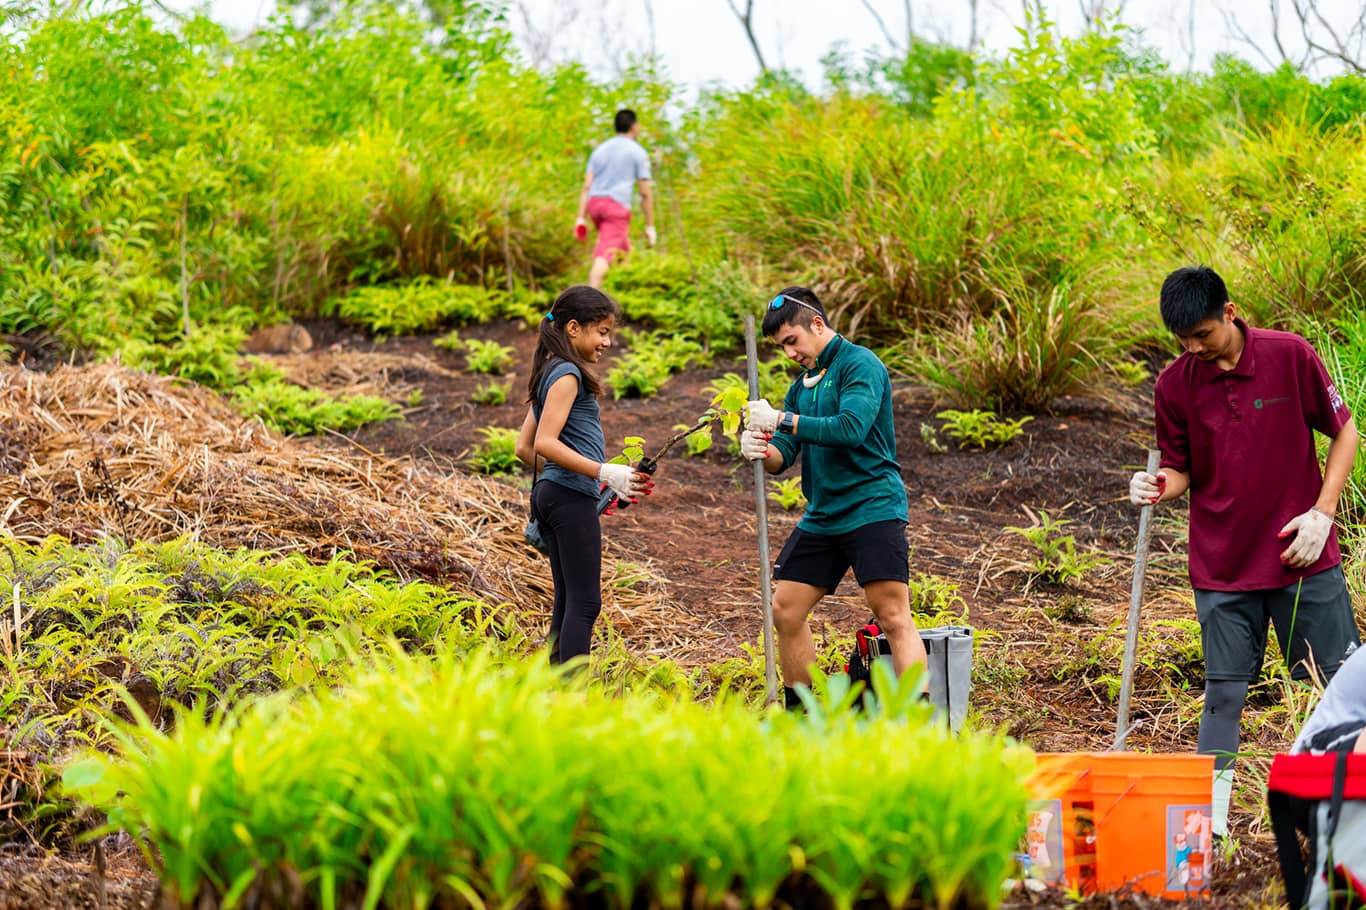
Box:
[1268,749,1366,909]
[844,618,885,705]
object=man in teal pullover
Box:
[742,286,928,709]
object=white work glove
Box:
[644,225,657,247]
[1128,471,1165,505]
[740,429,771,462]
[1279,507,1333,567]
[598,462,648,501]
[745,398,782,433]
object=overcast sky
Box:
[180,0,1366,89]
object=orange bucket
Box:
[1089,753,1215,899]
[1024,753,1097,893]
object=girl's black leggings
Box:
[531,481,602,664]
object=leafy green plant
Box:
[907,572,966,623]
[119,323,249,389]
[703,359,791,416]
[232,362,399,435]
[325,281,502,338]
[1004,508,1106,586]
[768,477,806,511]
[606,330,707,400]
[434,329,463,351]
[464,338,515,375]
[678,423,712,457]
[64,648,1032,910]
[702,358,792,438]
[935,409,1033,448]
[919,422,947,453]
[467,426,521,475]
[471,380,510,406]
[606,436,646,467]
[1044,594,1094,623]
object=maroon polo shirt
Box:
[1154,319,1351,591]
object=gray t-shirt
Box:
[1293,645,1366,753]
[533,359,605,499]
[586,135,651,210]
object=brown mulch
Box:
[0,360,693,654]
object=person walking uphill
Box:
[741,287,928,709]
[574,109,656,289]
[1128,265,1361,837]
[515,286,653,665]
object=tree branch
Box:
[725,0,769,73]
[1221,2,1283,69]
[1292,0,1366,73]
[861,0,902,52]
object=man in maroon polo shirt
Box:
[1129,265,1361,839]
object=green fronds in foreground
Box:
[65,652,1032,910]
[0,533,526,839]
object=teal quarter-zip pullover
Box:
[768,335,908,535]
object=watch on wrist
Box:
[777,411,796,434]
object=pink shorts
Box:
[587,196,631,262]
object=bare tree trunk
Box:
[41,199,57,278]
[644,0,657,61]
[1176,0,1197,71]
[1078,0,1128,30]
[725,0,768,73]
[180,195,191,339]
[500,194,514,292]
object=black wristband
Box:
[777,411,795,434]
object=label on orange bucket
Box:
[1166,805,1213,894]
[1023,799,1066,883]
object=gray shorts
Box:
[1194,564,1361,682]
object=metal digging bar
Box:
[745,315,778,705]
[1114,448,1162,750]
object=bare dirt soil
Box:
[1,317,1294,909]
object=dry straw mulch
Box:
[0,363,682,651]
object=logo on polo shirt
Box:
[1253,396,1291,409]
[1328,383,1345,412]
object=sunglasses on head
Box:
[768,294,822,318]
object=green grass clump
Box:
[65,652,1032,910]
[889,280,1134,412]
